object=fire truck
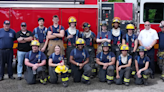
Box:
[0,0,163,69]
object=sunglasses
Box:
[21,25,26,27]
[145,24,150,26]
[160,26,164,28]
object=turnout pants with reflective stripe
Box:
[157,57,164,78]
[0,49,13,78]
[48,66,69,84]
[115,67,131,85]
[71,64,92,82]
[111,45,120,61]
[66,46,76,75]
[98,65,114,82]
[135,69,151,85]
[84,46,96,76]
[24,66,47,84]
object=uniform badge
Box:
[9,33,13,37]
[57,29,60,32]
[43,31,45,34]
[36,54,39,58]
[143,60,145,63]
[58,57,63,61]
[131,38,134,42]
[82,52,86,58]
[107,56,111,61]
[26,33,30,36]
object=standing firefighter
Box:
[122,24,138,76]
[0,20,16,81]
[115,44,132,86]
[96,20,112,54]
[47,15,65,56]
[96,42,115,84]
[64,16,81,76]
[48,45,69,87]
[135,46,151,85]
[70,38,92,85]
[24,40,47,85]
[111,17,124,60]
[158,20,164,81]
[82,22,97,78]
[33,17,48,52]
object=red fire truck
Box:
[0,0,163,68]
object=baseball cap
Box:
[4,20,10,25]
[21,22,26,26]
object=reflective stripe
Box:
[62,77,69,82]
[40,78,47,83]
[114,70,116,73]
[124,78,130,82]
[106,75,114,80]
[92,69,96,73]
[131,71,136,75]
[44,78,47,82]
[48,76,50,80]
[82,75,90,80]
[68,69,72,73]
[143,75,148,79]
[161,74,164,77]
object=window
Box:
[144,3,164,23]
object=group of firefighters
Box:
[0,15,164,87]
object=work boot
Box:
[9,76,15,80]
[17,77,22,80]
[124,82,129,86]
[150,74,154,79]
[107,80,112,85]
[0,77,3,81]
[63,82,68,87]
[143,79,148,86]
[162,77,164,82]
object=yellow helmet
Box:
[112,17,121,23]
[76,38,85,45]
[31,40,40,46]
[126,24,135,30]
[68,16,77,23]
[55,65,68,73]
[120,44,129,51]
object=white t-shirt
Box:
[138,28,159,47]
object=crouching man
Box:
[24,40,47,85]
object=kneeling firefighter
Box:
[96,42,116,84]
[135,46,151,86]
[48,45,69,87]
[70,38,92,85]
[82,22,97,78]
[115,44,132,86]
[24,40,47,85]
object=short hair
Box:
[38,17,44,22]
[53,15,59,19]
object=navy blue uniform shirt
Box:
[48,25,64,40]
[96,52,115,63]
[33,27,47,43]
[49,53,64,64]
[117,55,132,66]
[70,48,89,63]
[25,51,47,64]
[97,31,112,40]
[111,30,124,45]
[158,32,164,51]
[82,31,96,46]
[135,56,150,69]
[0,28,16,49]
[122,34,137,48]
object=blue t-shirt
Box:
[135,56,150,69]
[65,29,81,45]
[25,51,47,64]
[117,55,132,66]
[33,27,47,43]
[111,29,124,45]
[70,48,89,63]
[97,31,112,40]
[96,52,115,63]
[0,28,16,49]
[82,32,96,46]
[158,32,164,51]
[49,53,64,64]
[122,34,137,48]
[48,25,64,40]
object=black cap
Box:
[21,22,26,26]
[4,20,10,25]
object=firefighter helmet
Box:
[76,38,85,45]
[126,24,135,30]
[83,22,91,29]
[100,20,108,26]
[159,20,164,28]
[102,42,111,47]
[31,40,40,46]
[112,17,121,23]
[55,65,68,73]
[68,16,77,23]
[137,46,147,52]
[120,44,129,51]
